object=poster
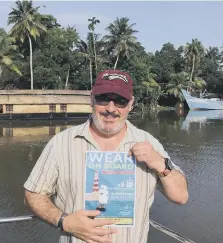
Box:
[84,151,136,226]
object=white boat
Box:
[181,89,223,110]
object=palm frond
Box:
[8,0,47,43]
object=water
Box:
[0,110,223,243]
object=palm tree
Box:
[94,35,110,66]
[8,0,47,90]
[205,46,221,66]
[76,32,106,89]
[103,17,138,70]
[0,29,22,77]
[88,17,100,72]
[193,77,206,97]
[184,39,204,83]
[166,72,192,102]
[76,35,94,89]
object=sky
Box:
[0,1,223,53]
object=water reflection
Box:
[0,111,223,243]
[0,120,85,139]
[181,110,223,131]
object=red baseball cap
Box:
[92,70,133,100]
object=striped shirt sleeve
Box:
[23,137,59,196]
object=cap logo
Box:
[102,73,128,83]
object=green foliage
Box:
[0,1,222,110]
[102,17,139,69]
[184,38,204,82]
[88,17,100,32]
[33,27,79,89]
[8,0,47,42]
[152,43,184,84]
[166,72,191,102]
[0,28,23,77]
[193,77,206,90]
[199,46,223,93]
[7,0,49,90]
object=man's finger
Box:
[92,219,115,227]
[90,235,113,243]
[132,144,150,152]
[132,149,147,156]
[132,141,151,149]
[101,235,114,243]
[93,227,117,236]
[87,240,98,243]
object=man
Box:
[24,69,189,243]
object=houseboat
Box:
[0,90,91,120]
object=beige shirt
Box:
[24,119,183,243]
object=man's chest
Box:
[57,138,157,210]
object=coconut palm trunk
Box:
[65,66,70,89]
[8,1,47,90]
[89,59,93,89]
[28,34,33,90]
[189,54,195,82]
[114,53,120,70]
[92,31,97,71]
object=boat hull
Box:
[181,89,223,110]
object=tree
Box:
[37,14,61,29]
[103,17,138,70]
[88,17,100,73]
[115,44,162,111]
[205,46,222,66]
[199,46,222,92]
[0,28,22,77]
[152,43,184,84]
[184,39,204,83]
[166,72,192,102]
[76,34,94,89]
[1,7,222,97]
[193,77,206,96]
[33,26,79,89]
[8,0,47,90]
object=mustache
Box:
[100,111,120,118]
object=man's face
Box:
[91,93,134,135]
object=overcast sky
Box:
[0,1,223,53]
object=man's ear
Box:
[128,96,135,112]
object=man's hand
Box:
[129,141,165,173]
[63,209,117,243]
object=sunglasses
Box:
[94,94,129,108]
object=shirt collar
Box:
[73,116,138,145]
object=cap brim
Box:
[92,85,132,100]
